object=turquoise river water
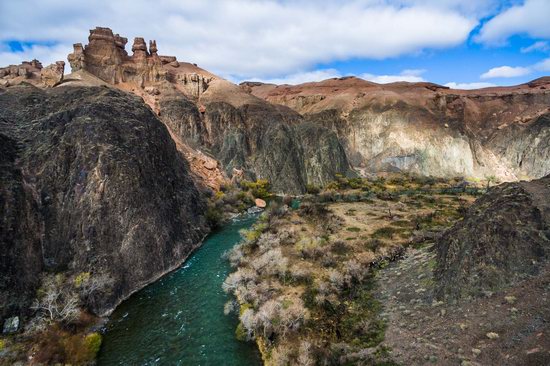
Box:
[97,215,262,365]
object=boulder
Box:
[40,61,65,87]
[255,198,267,208]
[2,316,19,334]
[435,175,550,299]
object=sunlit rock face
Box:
[0,59,64,88]
[244,77,550,181]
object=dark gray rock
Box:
[0,84,208,316]
[159,95,354,194]
[2,316,19,334]
[434,175,550,299]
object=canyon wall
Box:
[62,27,354,194]
[244,77,550,181]
[0,85,208,317]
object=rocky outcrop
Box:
[0,59,64,88]
[40,61,65,87]
[244,77,550,181]
[0,84,208,318]
[68,27,166,86]
[159,89,355,194]
[434,175,550,299]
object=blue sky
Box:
[1,0,550,88]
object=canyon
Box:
[244,77,550,181]
[1,26,549,365]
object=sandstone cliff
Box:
[0,59,65,88]
[0,84,208,318]
[243,77,550,181]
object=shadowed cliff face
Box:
[0,84,207,317]
[245,77,550,181]
[159,90,355,194]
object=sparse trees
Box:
[31,275,80,325]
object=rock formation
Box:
[63,27,355,193]
[435,174,550,299]
[244,77,550,181]
[0,84,208,318]
[0,59,64,88]
[67,27,166,86]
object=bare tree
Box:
[31,276,80,324]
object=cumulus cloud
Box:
[245,69,343,85]
[0,0,480,79]
[479,56,550,80]
[360,69,426,83]
[246,68,429,85]
[0,43,72,69]
[521,41,550,53]
[444,81,496,89]
[534,58,550,72]
[477,0,550,45]
[480,65,531,79]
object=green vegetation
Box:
[240,179,271,199]
[223,173,481,364]
[84,332,102,356]
[206,180,274,228]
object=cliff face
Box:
[435,174,550,299]
[60,27,355,194]
[244,77,550,181]
[158,84,355,193]
[0,84,207,317]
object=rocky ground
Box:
[377,245,550,366]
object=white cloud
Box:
[444,81,496,89]
[244,68,429,85]
[480,65,531,79]
[0,0,480,79]
[0,43,72,70]
[361,71,426,83]
[477,0,550,45]
[245,68,342,85]
[521,41,550,53]
[534,58,550,71]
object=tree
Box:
[31,276,80,324]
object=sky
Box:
[1,0,550,88]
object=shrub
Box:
[241,179,271,199]
[32,275,80,325]
[330,240,349,255]
[372,226,399,239]
[295,237,327,259]
[0,339,5,351]
[346,227,361,232]
[84,332,102,358]
[251,248,288,277]
[235,323,248,341]
[205,205,223,228]
[288,265,312,284]
[306,184,320,194]
[223,268,258,293]
[365,239,383,252]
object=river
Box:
[97,214,262,365]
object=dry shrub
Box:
[32,325,101,365]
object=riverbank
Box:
[97,214,262,365]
